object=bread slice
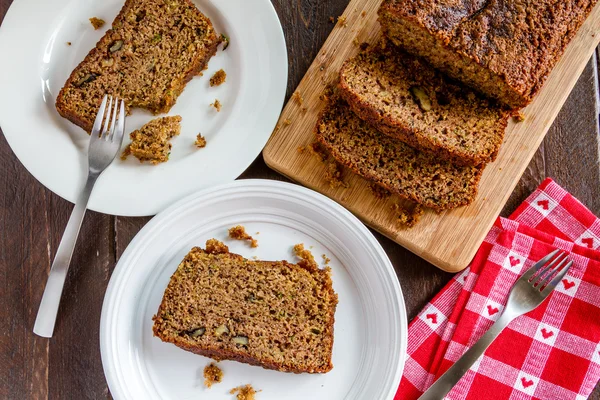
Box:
[56,0,221,133]
[339,41,509,166]
[315,95,484,210]
[121,115,181,164]
[378,0,598,109]
[152,239,338,373]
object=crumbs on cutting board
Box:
[369,183,391,199]
[337,16,348,27]
[392,203,425,228]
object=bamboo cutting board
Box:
[263,0,600,272]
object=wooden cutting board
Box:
[263,0,600,272]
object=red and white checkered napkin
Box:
[397,178,600,400]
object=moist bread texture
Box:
[152,240,338,373]
[339,41,509,166]
[378,0,598,108]
[315,95,483,210]
[122,115,181,164]
[56,0,221,132]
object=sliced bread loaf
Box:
[56,0,221,133]
[339,41,509,166]
[152,239,338,373]
[315,95,484,210]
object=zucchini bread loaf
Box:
[378,0,598,108]
[56,0,221,132]
[316,95,483,210]
[152,239,338,373]
[339,41,509,166]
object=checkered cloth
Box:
[397,178,600,400]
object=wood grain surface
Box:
[0,0,599,398]
[263,0,600,272]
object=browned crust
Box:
[378,0,598,109]
[55,0,221,133]
[313,105,483,211]
[152,246,337,374]
[338,67,508,167]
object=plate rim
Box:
[99,178,408,399]
[0,0,288,216]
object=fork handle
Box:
[418,312,515,399]
[33,172,98,338]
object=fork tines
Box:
[527,249,573,293]
[92,94,125,141]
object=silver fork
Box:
[33,95,126,338]
[419,249,573,400]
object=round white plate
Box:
[100,180,407,400]
[0,0,287,216]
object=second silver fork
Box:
[33,95,126,338]
[419,249,573,400]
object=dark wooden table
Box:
[1,1,599,398]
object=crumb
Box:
[337,16,348,27]
[294,243,318,269]
[325,160,348,189]
[361,10,367,17]
[230,384,259,400]
[353,37,360,46]
[329,16,335,23]
[89,17,105,30]
[228,225,258,248]
[308,141,328,162]
[255,232,260,234]
[283,119,291,125]
[221,33,230,50]
[513,112,525,122]
[210,99,222,112]
[297,145,306,154]
[252,256,259,260]
[210,69,227,87]
[391,203,425,228]
[195,134,207,148]
[292,91,304,106]
[67,42,72,46]
[301,107,307,113]
[369,183,391,199]
[322,254,330,264]
[359,42,369,51]
[203,363,223,388]
[120,144,131,160]
[498,167,502,171]
[205,239,229,254]
[319,85,335,103]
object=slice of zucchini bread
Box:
[152,239,338,373]
[315,95,484,210]
[339,41,509,166]
[378,0,598,109]
[56,0,221,133]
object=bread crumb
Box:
[322,254,330,264]
[230,384,259,400]
[203,363,223,388]
[513,112,525,122]
[195,134,207,148]
[391,203,424,228]
[361,10,367,17]
[228,225,258,248]
[67,42,72,46]
[297,145,306,154]
[325,160,348,189]
[294,243,318,269]
[283,119,291,125]
[221,33,230,50]
[352,37,360,46]
[255,232,260,235]
[292,91,304,106]
[337,16,347,27]
[369,183,391,199]
[301,107,308,113]
[211,99,222,112]
[206,239,229,254]
[89,17,105,30]
[210,69,227,87]
[329,16,335,23]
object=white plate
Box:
[100,180,407,400]
[0,0,287,216]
